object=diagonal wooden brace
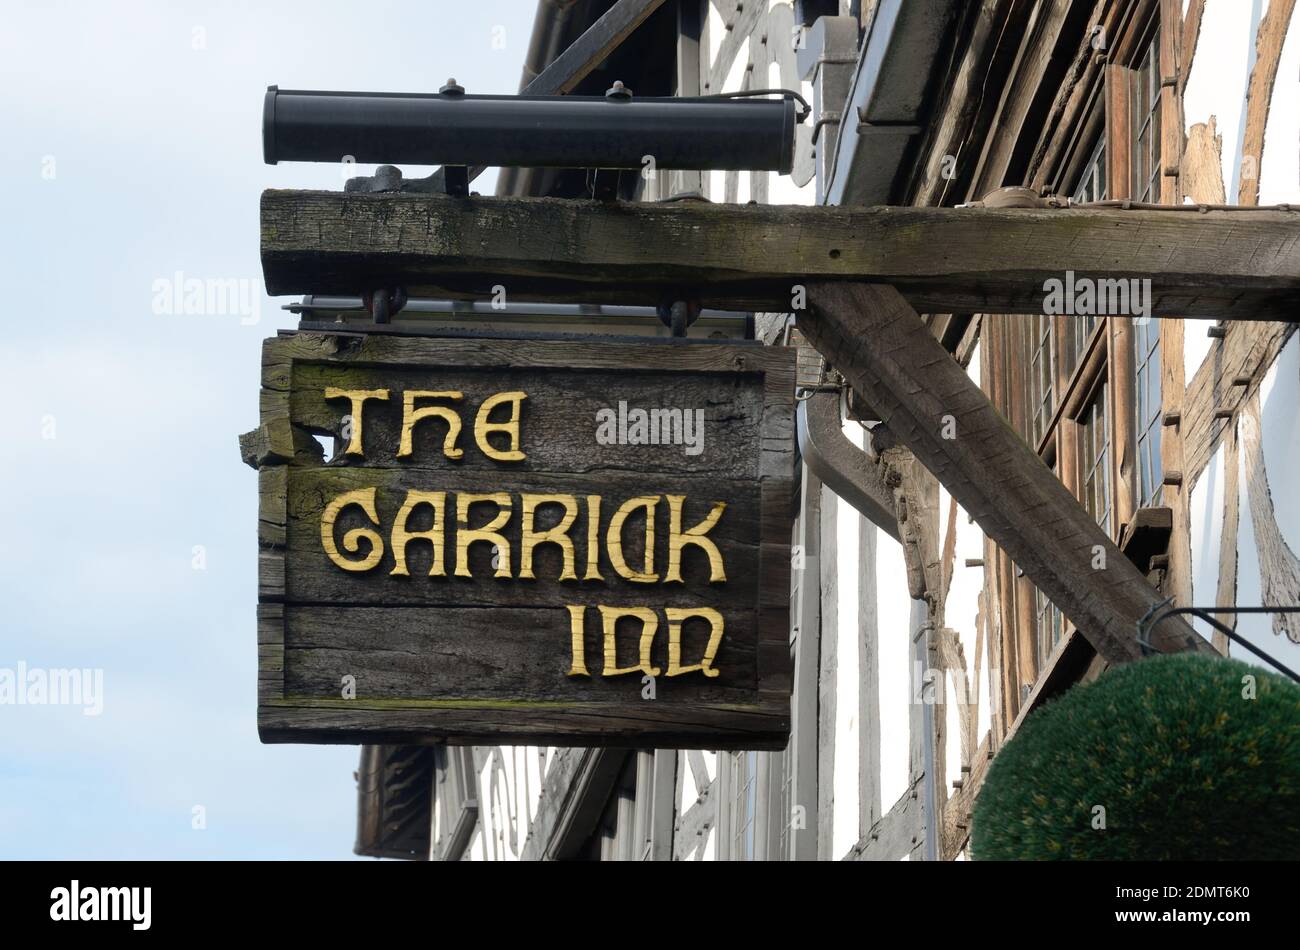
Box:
[802,282,1211,664]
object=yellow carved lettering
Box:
[583,495,603,580]
[598,605,660,677]
[455,492,512,578]
[389,490,447,577]
[398,391,464,459]
[565,605,590,677]
[321,487,384,572]
[323,388,389,457]
[519,494,578,581]
[474,391,527,462]
[664,495,727,583]
[607,495,659,583]
[665,607,724,677]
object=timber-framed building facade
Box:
[349,0,1300,861]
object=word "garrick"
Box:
[322,489,726,583]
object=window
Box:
[1026,314,1055,447]
[1131,37,1162,202]
[1078,383,1112,536]
[1035,586,1065,662]
[777,741,794,859]
[584,754,640,861]
[987,14,1172,707]
[1071,133,1107,204]
[729,751,758,860]
[1064,131,1107,380]
[1134,318,1163,507]
[1064,313,1100,381]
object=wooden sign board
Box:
[244,333,795,749]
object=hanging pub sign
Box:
[242,332,795,749]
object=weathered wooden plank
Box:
[260,190,1300,319]
[802,282,1212,664]
[259,699,788,749]
[257,602,285,706]
[1184,321,1295,486]
[288,361,768,478]
[1237,0,1296,206]
[846,776,925,861]
[239,417,323,469]
[451,0,671,193]
[523,0,669,98]
[1214,422,1241,654]
[1240,391,1300,643]
[1182,0,1206,80]
[672,782,716,860]
[973,0,1074,190]
[912,0,1025,204]
[282,604,759,700]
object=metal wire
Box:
[1071,199,1296,212]
[698,88,812,122]
[1138,605,1300,682]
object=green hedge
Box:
[971,652,1300,860]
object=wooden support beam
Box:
[522,0,669,97]
[464,0,670,190]
[261,191,1300,320]
[800,282,1213,665]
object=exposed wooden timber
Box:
[261,191,1300,320]
[464,0,670,190]
[800,282,1213,665]
[1237,0,1296,206]
[522,0,669,98]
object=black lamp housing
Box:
[263,85,798,174]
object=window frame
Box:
[1002,4,1176,686]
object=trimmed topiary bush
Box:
[971,652,1300,860]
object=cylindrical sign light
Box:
[263,86,798,173]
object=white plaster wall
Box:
[1257,335,1300,539]
[1232,334,1300,672]
[876,529,914,813]
[1189,443,1226,642]
[706,0,725,64]
[832,420,864,857]
[1182,0,1257,380]
[1183,320,1216,386]
[939,494,991,787]
[1183,3,1300,379]
[1188,334,1300,668]
[465,747,548,862]
[941,344,991,790]
[1183,1,1254,201]
[1257,4,1300,205]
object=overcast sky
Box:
[1,0,537,859]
